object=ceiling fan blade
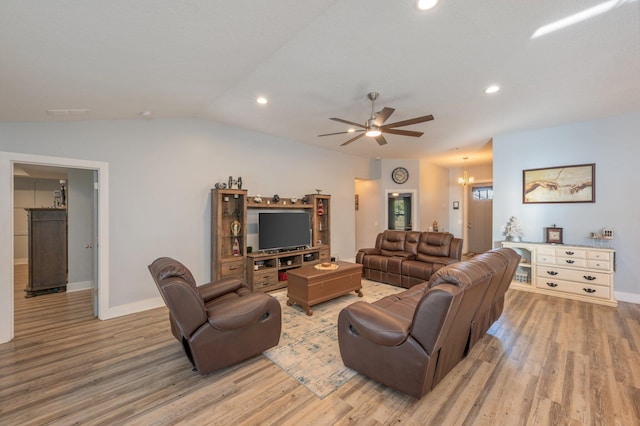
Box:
[318,130,364,137]
[382,114,434,129]
[340,133,366,146]
[374,107,395,126]
[375,135,388,146]
[381,128,424,137]
[330,117,366,128]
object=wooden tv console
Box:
[246,246,330,292]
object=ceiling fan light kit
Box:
[318,92,434,146]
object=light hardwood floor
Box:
[1,264,639,425]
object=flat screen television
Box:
[259,212,311,251]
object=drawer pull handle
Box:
[229,266,237,270]
[583,288,596,294]
[565,251,574,255]
[565,260,575,264]
[546,271,558,276]
[546,282,558,288]
[583,275,596,281]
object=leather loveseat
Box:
[356,230,463,288]
[338,248,519,398]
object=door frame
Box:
[0,151,109,343]
[384,189,418,231]
[464,179,493,254]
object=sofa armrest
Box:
[358,247,381,255]
[340,301,411,346]
[198,277,246,302]
[449,238,463,261]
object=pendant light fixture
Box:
[458,157,475,186]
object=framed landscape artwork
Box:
[523,163,595,204]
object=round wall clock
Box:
[392,167,409,184]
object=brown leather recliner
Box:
[338,260,493,398]
[148,257,281,374]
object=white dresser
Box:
[501,241,616,307]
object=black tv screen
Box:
[259,212,311,250]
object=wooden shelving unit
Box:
[211,188,247,281]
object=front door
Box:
[467,184,493,253]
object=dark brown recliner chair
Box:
[148,257,281,374]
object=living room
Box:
[1,0,639,423]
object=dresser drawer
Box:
[220,260,244,277]
[555,248,586,258]
[536,278,610,300]
[556,257,587,268]
[587,250,613,262]
[587,259,611,271]
[251,270,278,287]
[537,267,611,286]
[537,254,556,265]
[537,246,556,256]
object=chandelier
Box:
[458,157,475,186]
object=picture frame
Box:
[545,227,563,244]
[523,163,595,204]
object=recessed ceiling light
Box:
[416,0,438,11]
[256,96,268,105]
[484,85,500,94]
[140,111,152,118]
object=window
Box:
[472,186,493,200]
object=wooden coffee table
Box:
[286,261,363,316]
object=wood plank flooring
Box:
[1,264,639,425]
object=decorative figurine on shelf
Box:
[503,216,524,242]
[254,195,262,203]
[315,189,322,194]
[317,199,325,215]
[228,176,233,189]
[231,218,241,236]
[432,220,438,232]
[273,194,280,203]
[237,177,242,190]
[232,238,240,256]
[291,196,298,204]
[60,180,66,207]
[214,182,227,189]
[302,196,309,204]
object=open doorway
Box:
[13,164,96,317]
[0,151,109,344]
[385,189,418,232]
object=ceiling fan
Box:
[318,92,434,146]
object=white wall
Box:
[355,178,382,251]
[0,118,370,338]
[493,111,640,302]
[418,161,449,233]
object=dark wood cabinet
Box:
[25,208,68,297]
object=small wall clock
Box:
[392,167,409,184]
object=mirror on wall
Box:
[387,192,413,230]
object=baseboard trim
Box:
[615,291,640,305]
[67,280,93,292]
[101,296,164,320]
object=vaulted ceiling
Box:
[1,0,638,167]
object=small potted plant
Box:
[503,216,524,242]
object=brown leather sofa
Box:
[356,230,463,288]
[338,248,519,398]
[148,257,281,374]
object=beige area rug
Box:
[264,279,399,399]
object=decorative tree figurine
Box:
[503,216,524,242]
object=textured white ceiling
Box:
[1,0,638,166]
